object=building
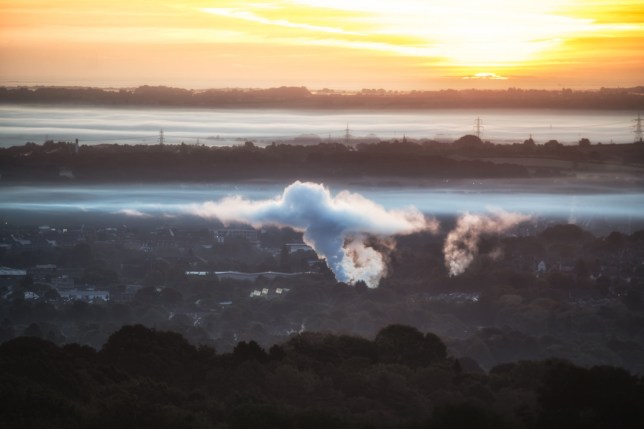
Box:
[59,289,110,302]
[184,271,312,282]
[0,266,27,277]
[51,275,75,290]
[215,228,258,244]
[285,243,314,254]
[29,264,58,282]
[0,266,27,287]
[215,271,305,282]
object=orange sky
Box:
[1,0,642,89]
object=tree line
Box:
[3,138,643,182]
[2,85,644,110]
[2,323,643,429]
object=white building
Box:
[59,289,110,302]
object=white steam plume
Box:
[190,181,438,287]
[444,210,530,276]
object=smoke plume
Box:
[190,181,438,287]
[444,211,530,276]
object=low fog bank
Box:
[1,176,643,228]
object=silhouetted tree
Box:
[375,324,446,367]
[232,340,268,363]
[537,360,644,429]
[22,322,43,338]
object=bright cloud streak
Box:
[196,0,644,81]
[201,7,365,36]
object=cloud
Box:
[444,210,530,276]
[189,181,438,287]
[201,7,365,36]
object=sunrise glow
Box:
[0,0,642,89]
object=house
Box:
[0,266,27,287]
[249,287,291,298]
[24,291,40,300]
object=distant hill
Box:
[2,85,644,110]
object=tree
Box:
[22,323,43,338]
[228,404,292,429]
[43,288,61,301]
[574,259,589,280]
[537,360,644,429]
[544,140,563,150]
[134,286,158,304]
[100,325,206,384]
[159,287,183,308]
[66,300,92,322]
[375,324,447,367]
[280,244,291,272]
[0,319,15,343]
[69,242,93,268]
[286,332,376,365]
[430,403,514,429]
[20,274,34,288]
[232,340,268,363]
[454,134,483,147]
[540,224,591,242]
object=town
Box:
[1,214,643,375]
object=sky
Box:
[0,0,642,90]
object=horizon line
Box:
[2,83,643,93]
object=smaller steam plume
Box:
[190,181,438,287]
[444,210,530,276]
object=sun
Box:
[314,0,595,69]
[202,0,599,75]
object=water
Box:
[0,104,636,147]
[1,182,642,233]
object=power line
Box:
[635,113,643,143]
[474,117,483,138]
